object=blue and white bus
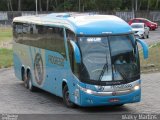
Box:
[13,13,148,107]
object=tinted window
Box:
[132,19,137,22]
[13,22,66,57]
[138,20,144,23]
[13,22,23,43]
[66,29,79,77]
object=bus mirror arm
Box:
[136,38,149,59]
[70,41,81,63]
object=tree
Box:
[18,0,21,11]
[39,0,42,11]
[0,0,8,11]
[81,0,97,12]
[46,0,49,11]
[6,0,13,11]
[147,0,150,11]
[155,0,159,8]
[95,0,122,11]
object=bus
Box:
[13,13,148,107]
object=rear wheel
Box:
[21,69,25,81]
[63,85,76,108]
[27,72,37,92]
[24,73,29,89]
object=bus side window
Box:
[54,27,66,57]
[13,22,23,43]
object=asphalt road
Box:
[0,28,160,119]
[0,68,160,115]
[143,27,160,46]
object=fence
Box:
[0,11,53,25]
[0,11,160,25]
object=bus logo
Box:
[97,86,105,91]
[112,91,117,96]
[34,53,44,85]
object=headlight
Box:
[78,85,95,94]
[134,85,140,90]
[138,31,144,34]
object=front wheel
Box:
[147,33,149,38]
[63,85,76,108]
[113,104,124,107]
[143,33,147,39]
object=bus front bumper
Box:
[79,88,141,107]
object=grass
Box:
[0,27,12,42]
[140,42,160,73]
[0,48,13,68]
[0,26,13,68]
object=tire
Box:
[143,33,147,39]
[24,73,29,89]
[21,69,25,81]
[63,85,76,108]
[113,104,124,107]
[27,72,37,92]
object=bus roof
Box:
[13,13,132,35]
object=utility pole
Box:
[36,0,38,15]
[18,0,21,11]
[147,0,150,11]
[132,0,135,18]
[46,0,49,11]
[79,0,81,12]
[135,0,138,11]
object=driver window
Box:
[115,56,127,64]
[66,29,79,77]
[66,29,76,41]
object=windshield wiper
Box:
[98,63,108,81]
[98,54,109,82]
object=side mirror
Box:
[136,38,148,59]
[70,41,81,63]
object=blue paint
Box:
[13,13,145,107]
[41,13,132,35]
[80,88,141,107]
[136,39,149,59]
[70,41,81,63]
[13,52,22,80]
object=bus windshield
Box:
[77,34,140,85]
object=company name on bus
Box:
[48,55,65,67]
[111,84,132,89]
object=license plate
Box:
[109,98,119,103]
